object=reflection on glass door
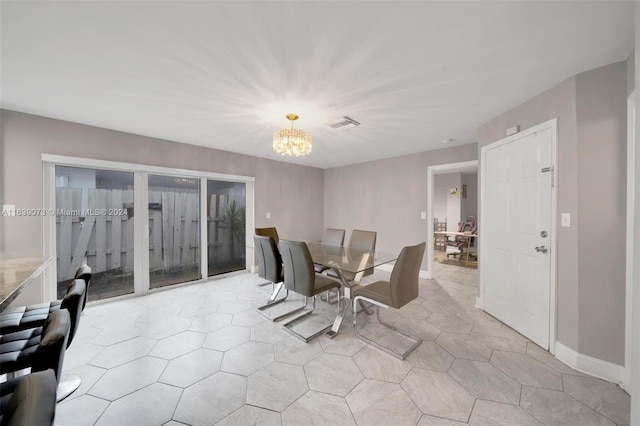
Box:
[148,175,201,289]
[55,166,135,301]
[207,180,246,276]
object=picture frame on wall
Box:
[462,184,467,198]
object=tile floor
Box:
[53,264,630,425]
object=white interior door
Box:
[483,126,553,349]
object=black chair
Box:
[0,279,85,401]
[279,240,342,342]
[0,266,90,335]
[314,228,345,273]
[0,369,57,426]
[0,309,71,384]
[74,264,92,309]
[353,242,426,359]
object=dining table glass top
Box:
[305,241,397,275]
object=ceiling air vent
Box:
[325,116,361,130]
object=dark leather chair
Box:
[314,228,346,273]
[0,309,71,382]
[0,266,90,335]
[353,242,426,359]
[74,264,92,309]
[327,229,377,282]
[279,240,341,342]
[0,369,57,426]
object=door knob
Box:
[535,246,548,253]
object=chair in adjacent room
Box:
[446,218,477,260]
[0,369,58,426]
[314,228,345,273]
[279,240,342,342]
[352,242,426,359]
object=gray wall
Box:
[576,61,627,365]
[323,143,478,268]
[0,110,325,259]
[478,61,628,365]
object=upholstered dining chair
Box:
[352,242,426,359]
[314,228,346,273]
[254,235,290,320]
[0,369,58,426]
[326,229,377,283]
[279,240,342,342]
[255,227,280,288]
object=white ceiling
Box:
[0,1,634,169]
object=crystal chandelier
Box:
[273,113,312,157]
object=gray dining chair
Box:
[279,240,342,342]
[254,235,292,321]
[314,228,345,273]
[255,227,280,288]
[327,229,376,283]
[352,242,426,359]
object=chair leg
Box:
[57,374,82,402]
[353,296,422,360]
[256,282,294,322]
[283,288,340,342]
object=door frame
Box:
[42,154,255,299]
[426,160,478,280]
[478,118,558,353]
[625,90,636,392]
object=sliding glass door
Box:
[55,166,135,301]
[47,157,253,302]
[207,180,246,276]
[148,175,201,289]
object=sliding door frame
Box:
[42,154,254,299]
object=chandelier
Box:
[273,113,312,157]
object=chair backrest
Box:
[255,227,279,246]
[2,369,57,426]
[322,228,345,246]
[390,242,426,309]
[279,240,316,297]
[348,230,377,277]
[74,264,92,310]
[32,310,70,384]
[254,235,283,284]
[60,279,86,347]
[456,220,477,246]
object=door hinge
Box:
[541,166,555,188]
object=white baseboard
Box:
[375,263,429,279]
[554,341,624,385]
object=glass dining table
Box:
[305,241,398,337]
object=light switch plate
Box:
[561,213,571,227]
[420,211,426,219]
[266,212,271,219]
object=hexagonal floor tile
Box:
[282,391,355,425]
[246,362,308,411]
[251,321,290,344]
[435,332,492,362]
[401,368,475,423]
[203,326,250,351]
[232,309,266,327]
[159,348,223,388]
[563,375,630,425]
[189,312,233,333]
[274,336,323,366]
[353,345,412,383]
[55,394,109,426]
[142,316,194,340]
[216,405,281,426]
[448,359,521,405]
[347,378,421,425]
[88,337,157,369]
[406,341,454,372]
[318,330,367,356]
[173,372,247,426]
[150,330,205,359]
[221,341,274,376]
[468,400,543,426]
[95,383,181,426]
[490,350,563,390]
[217,299,252,314]
[88,356,167,401]
[304,353,363,396]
